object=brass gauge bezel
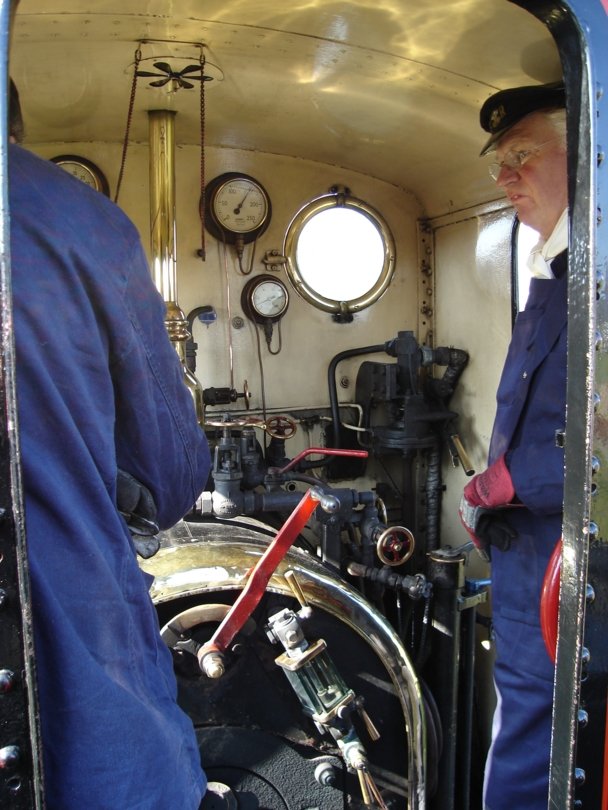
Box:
[241,273,289,324]
[203,172,271,245]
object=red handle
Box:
[277,447,368,474]
[200,488,320,657]
[540,538,562,663]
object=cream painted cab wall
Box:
[432,204,514,549]
[432,203,515,749]
[29,140,422,463]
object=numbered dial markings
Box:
[50,155,110,196]
[241,274,289,324]
[252,280,288,318]
[204,173,272,244]
[212,178,269,234]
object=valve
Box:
[375,526,415,566]
[264,414,297,439]
[205,413,297,439]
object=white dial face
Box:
[252,280,288,317]
[58,162,100,190]
[213,178,269,234]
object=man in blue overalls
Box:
[8,2,211,805]
[460,82,568,809]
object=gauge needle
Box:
[234,187,252,214]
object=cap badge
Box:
[489,104,506,131]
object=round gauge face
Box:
[251,280,288,317]
[212,177,269,234]
[51,155,110,196]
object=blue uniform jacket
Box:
[9,145,211,809]
[484,251,567,810]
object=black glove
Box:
[459,496,518,560]
[475,513,518,553]
[116,469,160,558]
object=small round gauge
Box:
[50,155,110,196]
[241,274,289,324]
[203,172,271,245]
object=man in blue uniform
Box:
[8,85,211,810]
[459,82,568,809]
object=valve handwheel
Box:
[376,526,415,567]
[204,414,296,438]
[204,417,250,429]
[264,414,297,439]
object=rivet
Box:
[591,455,600,474]
[575,767,586,785]
[0,746,20,770]
[6,774,21,794]
[0,670,15,693]
[586,584,596,603]
[578,708,589,727]
[581,647,591,666]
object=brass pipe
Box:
[148,109,204,424]
[149,109,177,301]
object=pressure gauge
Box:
[203,172,271,245]
[241,274,289,324]
[50,155,110,196]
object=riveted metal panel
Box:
[0,1,44,806]
[513,0,608,806]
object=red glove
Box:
[459,455,517,558]
[463,454,515,509]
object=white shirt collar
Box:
[526,208,569,279]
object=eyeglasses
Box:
[488,138,559,181]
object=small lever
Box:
[285,569,309,609]
[448,434,475,476]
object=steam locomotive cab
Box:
[1,1,607,809]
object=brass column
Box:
[148,109,204,424]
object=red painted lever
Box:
[540,538,562,664]
[277,447,368,474]
[199,487,332,665]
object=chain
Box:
[114,46,142,204]
[199,50,207,260]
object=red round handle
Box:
[540,538,562,664]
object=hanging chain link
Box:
[199,50,207,260]
[114,46,142,204]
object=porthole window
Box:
[283,189,396,320]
